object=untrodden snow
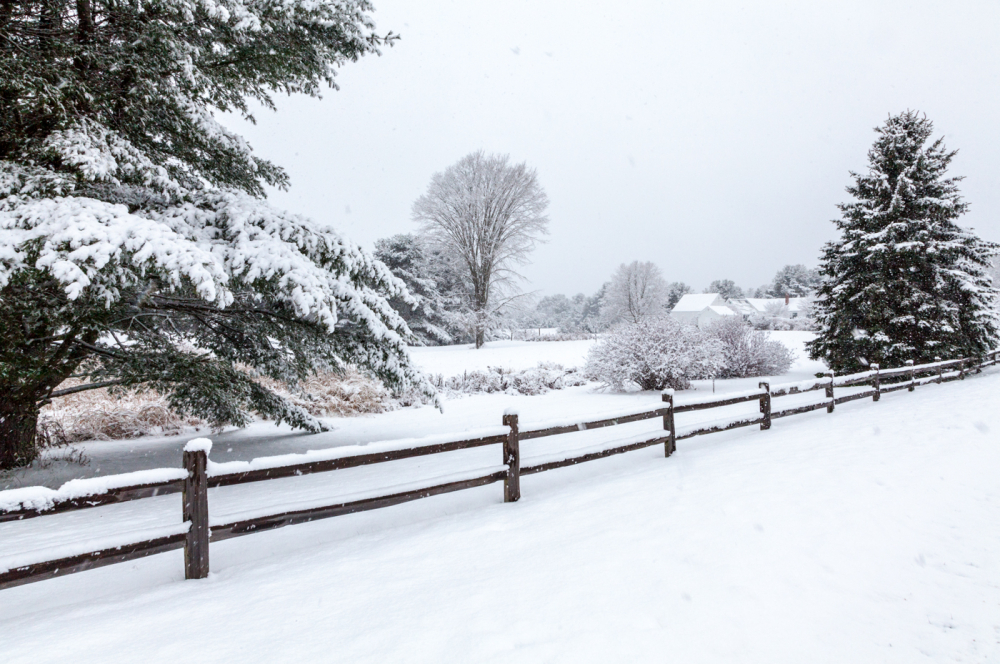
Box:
[1,368,998,662]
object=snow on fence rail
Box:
[1,350,997,591]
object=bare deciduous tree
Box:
[412,151,549,348]
[602,261,669,325]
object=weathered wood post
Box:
[758,382,771,430]
[906,359,915,392]
[871,364,880,402]
[182,438,211,580]
[502,411,520,503]
[661,390,676,456]
[825,372,835,413]
[958,359,966,380]
[935,356,943,384]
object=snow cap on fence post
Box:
[184,438,212,455]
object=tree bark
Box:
[0,397,40,469]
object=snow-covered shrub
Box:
[431,363,588,396]
[585,317,725,391]
[707,317,795,378]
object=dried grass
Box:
[257,367,394,417]
[37,368,394,443]
[40,381,208,442]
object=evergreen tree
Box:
[373,234,464,345]
[0,0,434,468]
[808,111,999,373]
[766,265,821,297]
[705,279,743,300]
[665,281,692,310]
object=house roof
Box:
[708,305,737,316]
[672,293,723,312]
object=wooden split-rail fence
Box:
[1,351,997,591]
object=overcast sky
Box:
[221,0,1000,297]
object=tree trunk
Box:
[475,327,485,349]
[0,397,39,469]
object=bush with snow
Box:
[707,317,795,378]
[585,317,725,391]
[430,363,588,396]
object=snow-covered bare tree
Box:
[0,0,436,468]
[412,151,549,348]
[766,265,821,297]
[808,111,999,373]
[602,261,669,325]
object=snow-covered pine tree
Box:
[373,234,465,345]
[766,265,821,298]
[808,111,999,374]
[0,0,434,468]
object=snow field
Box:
[1,367,998,662]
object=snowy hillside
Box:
[2,364,999,662]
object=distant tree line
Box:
[374,242,828,342]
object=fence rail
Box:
[2,349,997,591]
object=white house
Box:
[670,293,738,329]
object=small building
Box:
[670,293,738,329]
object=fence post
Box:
[825,372,835,413]
[758,382,771,430]
[661,390,676,456]
[872,364,880,402]
[906,359,915,391]
[502,411,520,503]
[959,359,966,380]
[935,356,943,383]
[182,439,211,580]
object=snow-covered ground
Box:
[2,361,998,662]
[1,332,823,490]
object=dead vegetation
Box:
[37,368,394,443]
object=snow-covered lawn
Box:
[2,362,999,662]
[1,331,824,490]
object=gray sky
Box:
[222,0,1000,296]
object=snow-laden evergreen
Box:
[0,0,432,468]
[808,111,999,373]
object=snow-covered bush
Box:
[707,317,795,378]
[433,363,588,396]
[585,317,725,391]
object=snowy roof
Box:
[672,293,724,312]
[708,306,737,316]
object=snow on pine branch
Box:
[0,186,413,343]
